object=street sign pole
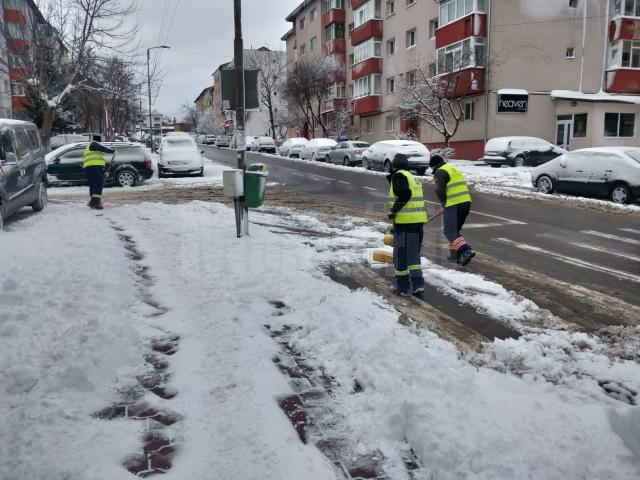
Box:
[233,0,248,237]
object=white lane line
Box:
[494,237,640,283]
[309,173,337,181]
[537,233,640,262]
[464,223,507,229]
[338,180,351,185]
[581,230,640,245]
[424,200,527,225]
[620,228,640,236]
[364,186,377,191]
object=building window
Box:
[437,37,485,73]
[387,37,396,55]
[463,101,474,120]
[361,117,375,133]
[386,76,395,93]
[406,28,417,48]
[604,112,635,137]
[354,38,382,63]
[349,53,355,65]
[299,44,306,56]
[326,23,345,41]
[569,0,578,7]
[386,0,395,15]
[406,0,416,6]
[573,113,588,138]
[429,18,439,39]
[327,83,346,99]
[310,36,318,51]
[353,74,382,98]
[406,70,416,87]
[622,40,640,67]
[428,62,437,77]
[612,0,640,17]
[439,0,485,27]
[354,0,382,28]
[300,17,306,30]
[386,115,397,132]
[566,47,575,58]
[310,8,317,21]
[323,0,345,13]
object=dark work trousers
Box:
[392,223,425,293]
[85,166,105,199]
[443,202,472,257]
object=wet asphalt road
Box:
[203,146,640,332]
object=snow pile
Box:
[449,160,534,190]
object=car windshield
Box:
[353,142,369,148]
[164,139,194,148]
[625,150,640,164]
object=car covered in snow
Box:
[215,135,231,148]
[46,142,154,187]
[531,147,640,204]
[204,135,217,145]
[326,141,370,166]
[278,137,309,158]
[254,136,277,154]
[300,138,338,161]
[483,136,566,168]
[229,134,256,150]
[0,120,48,230]
[158,136,204,177]
[362,140,430,175]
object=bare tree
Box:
[284,55,343,138]
[181,102,198,132]
[396,49,482,147]
[246,48,285,139]
[196,107,223,135]
[25,0,138,149]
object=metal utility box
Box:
[223,169,244,197]
[244,163,268,208]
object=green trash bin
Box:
[244,163,268,208]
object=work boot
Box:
[459,248,476,266]
[412,286,425,295]
[392,287,411,297]
[447,251,458,263]
[97,198,105,210]
[88,197,101,210]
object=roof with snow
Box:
[285,0,314,22]
[194,86,214,103]
[551,90,640,105]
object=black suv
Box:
[47,142,153,187]
[0,120,48,230]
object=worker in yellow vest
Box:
[82,136,115,210]
[387,154,428,296]
[430,154,476,266]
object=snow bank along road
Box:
[2,200,640,480]
[203,146,640,330]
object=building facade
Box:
[194,86,214,118]
[284,0,640,159]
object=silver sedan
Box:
[325,141,370,166]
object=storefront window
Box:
[604,112,636,137]
[573,113,588,138]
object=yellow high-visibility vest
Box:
[440,164,471,207]
[388,170,428,224]
[83,144,107,168]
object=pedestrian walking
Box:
[430,154,476,266]
[387,153,427,296]
[83,136,115,210]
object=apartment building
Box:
[194,86,214,118]
[284,0,640,159]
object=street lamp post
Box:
[147,45,170,151]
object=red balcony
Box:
[351,19,383,46]
[351,57,382,80]
[12,97,30,110]
[323,98,347,113]
[9,68,27,80]
[605,69,640,94]
[7,38,27,52]
[323,39,346,56]
[351,0,369,9]
[352,96,381,116]
[439,68,485,97]
[4,9,27,27]
[322,9,345,28]
[609,18,640,42]
[435,13,487,49]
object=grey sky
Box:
[135,0,300,120]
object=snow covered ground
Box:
[2,199,639,479]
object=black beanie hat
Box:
[429,154,445,170]
[392,153,409,171]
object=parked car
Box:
[47,142,153,187]
[50,134,88,150]
[326,141,370,166]
[204,135,217,145]
[215,135,231,148]
[158,136,204,177]
[483,136,566,168]
[362,140,430,174]
[229,134,256,150]
[300,138,338,161]
[254,136,277,153]
[278,137,309,158]
[0,120,48,230]
[532,147,640,204]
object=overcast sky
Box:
[135,0,300,120]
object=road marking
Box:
[308,173,336,181]
[620,228,640,236]
[364,186,377,191]
[494,237,640,283]
[464,223,507,229]
[537,234,640,262]
[424,200,526,225]
[338,180,351,185]
[581,230,640,245]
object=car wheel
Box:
[325,155,331,163]
[610,182,631,204]
[384,160,392,173]
[363,157,370,170]
[115,169,138,187]
[416,168,426,176]
[31,181,48,212]
[536,175,554,194]
[343,156,350,166]
[490,164,502,168]
[513,156,525,168]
